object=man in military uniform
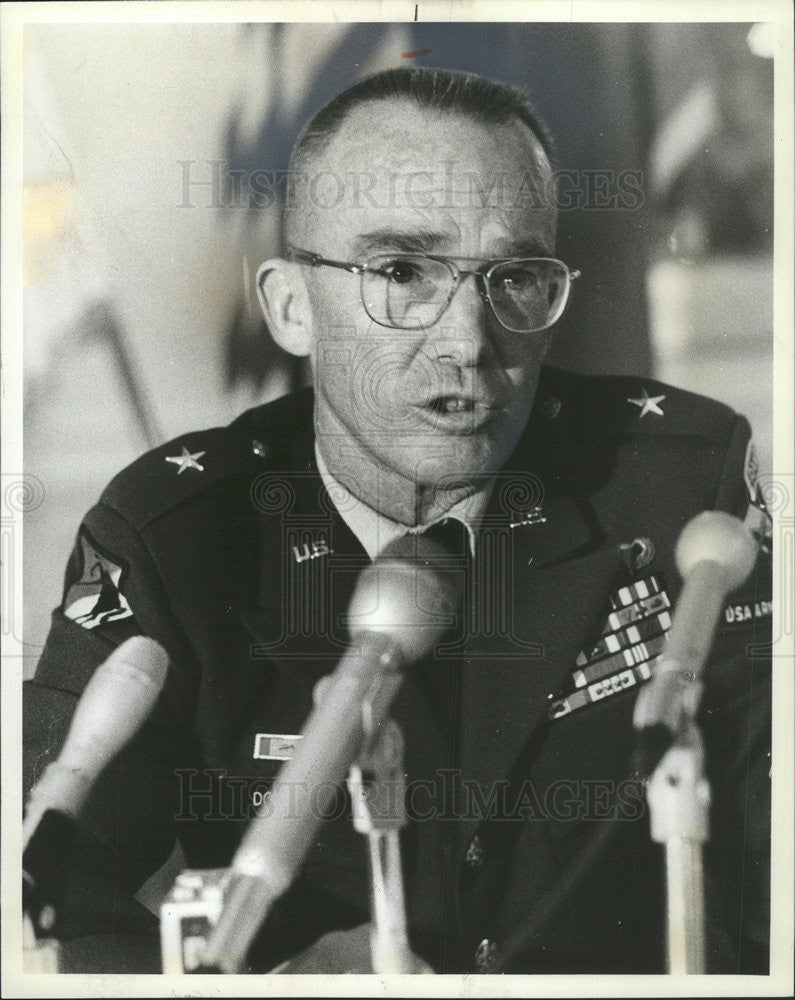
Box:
[23,67,771,974]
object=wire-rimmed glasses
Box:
[285,246,580,334]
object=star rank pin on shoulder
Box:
[627,387,666,418]
[165,446,206,474]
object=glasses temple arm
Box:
[285,248,364,275]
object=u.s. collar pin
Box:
[509,506,547,529]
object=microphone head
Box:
[23,636,170,843]
[59,635,169,773]
[346,533,462,662]
[102,635,170,690]
[675,510,758,591]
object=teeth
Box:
[444,398,467,412]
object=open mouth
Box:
[427,395,477,414]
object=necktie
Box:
[418,517,473,628]
[409,518,471,722]
[418,517,472,560]
[393,519,472,955]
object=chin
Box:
[403,434,509,490]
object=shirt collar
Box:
[315,444,492,561]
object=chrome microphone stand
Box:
[23,912,60,972]
[633,511,759,974]
[347,705,413,974]
[644,700,710,974]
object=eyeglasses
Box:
[285,246,580,334]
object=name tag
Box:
[253,733,303,760]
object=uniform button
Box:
[474,937,499,972]
[541,396,562,420]
[251,439,268,458]
[465,833,485,870]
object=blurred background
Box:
[22,20,775,668]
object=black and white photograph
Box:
[2,1,793,995]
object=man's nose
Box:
[429,272,494,367]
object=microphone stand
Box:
[347,709,412,974]
[22,911,60,973]
[633,512,759,974]
[644,683,709,974]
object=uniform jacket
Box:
[24,366,772,974]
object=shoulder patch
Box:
[741,439,773,541]
[64,529,136,632]
[744,501,773,541]
[743,438,765,511]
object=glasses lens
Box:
[488,259,570,332]
[362,256,453,328]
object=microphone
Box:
[632,511,757,778]
[202,533,459,973]
[23,636,169,932]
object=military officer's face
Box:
[294,101,558,509]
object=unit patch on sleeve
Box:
[743,438,763,510]
[63,531,135,630]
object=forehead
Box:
[291,100,557,255]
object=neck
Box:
[316,431,479,528]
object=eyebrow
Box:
[353,229,450,255]
[494,237,552,257]
[352,229,553,258]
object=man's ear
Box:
[256,259,314,357]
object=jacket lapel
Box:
[241,461,365,670]
[240,440,455,770]
[456,480,625,844]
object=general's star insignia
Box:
[165,446,206,474]
[627,388,666,418]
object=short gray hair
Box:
[290,66,555,177]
